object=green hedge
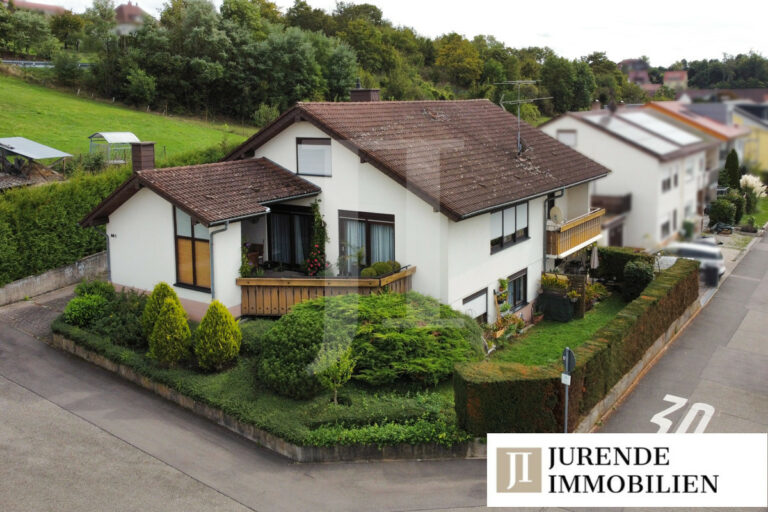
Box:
[454,259,699,435]
[595,246,655,282]
[0,169,130,286]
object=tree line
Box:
[2,0,767,125]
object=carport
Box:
[0,137,70,190]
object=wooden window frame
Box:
[173,207,211,292]
[338,210,395,269]
[508,268,528,311]
[490,202,529,254]
[296,137,331,177]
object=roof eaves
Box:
[80,175,141,227]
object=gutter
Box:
[101,228,111,282]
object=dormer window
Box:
[297,138,331,176]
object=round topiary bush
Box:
[360,267,377,278]
[622,260,654,302]
[372,261,393,275]
[74,280,116,301]
[257,292,484,399]
[708,198,736,226]
[63,294,110,328]
[141,282,182,339]
[194,300,242,371]
[148,297,191,367]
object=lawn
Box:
[0,73,249,162]
[491,294,625,366]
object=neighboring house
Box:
[541,107,719,250]
[677,88,768,104]
[114,1,147,36]
[646,101,750,170]
[0,0,66,15]
[734,104,768,170]
[82,93,610,323]
[663,71,688,91]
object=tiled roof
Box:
[226,99,610,220]
[646,101,751,141]
[115,2,145,23]
[81,158,320,227]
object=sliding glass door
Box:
[268,206,312,268]
[338,210,395,274]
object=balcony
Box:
[546,208,605,258]
[591,194,632,215]
[236,266,416,316]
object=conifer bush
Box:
[141,282,182,339]
[147,297,191,367]
[194,300,242,371]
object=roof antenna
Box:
[495,80,552,154]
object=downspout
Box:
[101,228,112,282]
[209,221,230,300]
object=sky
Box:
[52,0,766,68]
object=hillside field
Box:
[0,74,250,162]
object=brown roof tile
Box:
[226,99,610,220]
[81,158,320,227]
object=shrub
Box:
[239,319,274,358]
[725,149,740,190]
[310,345,356,405]
[725,191,745,224]
[360,267,377,277]
[147,297,191,367]
[91,289,147,348]
[682,220,695,240]
[63,294,110,327]
[141,282,182,339]
[541,274,568,290]
[372,261,393,275]
[82,152,107,174]
[586,282,609,303]
[194,300,242,371]
[257,292,483,399]
[595,247,655,282]
[621,260,654,302]
[252,103,280,127]
[74,279,115,301]
[388,260,402,272]
[53,51,81,86]
[708,198,736,226]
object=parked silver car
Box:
[655,242,725,276]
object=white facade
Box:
[542,117,705,250]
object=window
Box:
[672,209,678,231]
[338,211,394,273]
[661,168,672,192]
[685,162,694,182]
[508,269,527,311]
[296,138,331,176]
[174,207,210,290]
[660,213,671,239]
[684,202,694,219]
[268,205,312,268]
[490,202,529,253]
[673,169,679,188]
[462,288,488,323]
[556,130,577,147]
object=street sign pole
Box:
[562,347,576,433]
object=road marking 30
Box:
[650,394,715,433]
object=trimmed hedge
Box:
[0,168,130,287]
[595,247,655,282]
[454,259,699,435]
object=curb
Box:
[48,333,486,463]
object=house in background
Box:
[541,107,718,250]
[115,1,148,36]
[0,0,66,15]
[734,104,768,171]
[82,92,610,323]
[664,71,688,91]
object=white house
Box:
[542,108,720,250]
[83,92,609,322]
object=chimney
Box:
[131,141,155,174]
[591,100,601,111]
[350,78,380,102]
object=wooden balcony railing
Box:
[237,266,416,316]
[546,208,605,257]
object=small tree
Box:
[194,300,242,371]
[622,260,653,302]
[311,345,356,405]
[125,67,156,107]
[53,50,82,86]
[725,149,740,190]
[141,282,182,339]
[148,297,191,367]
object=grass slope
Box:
[491,294,625,366]
[0,74,249,161]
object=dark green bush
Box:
[74,279,116,301]
[725,191,745,224]
[455,259,699,435]
[372,261,393,275]
[63,294,109,328]
[622,260,654,302]
[0,168,130,287]
[360,267,377,277]
[141,282,182,339]
[194,300,242,371]
[148,297,191,367]
[258,292,484,399]
[595,247,654,282]
[91,289,147,348]
[239,318,275,358]
[708,198,736,226]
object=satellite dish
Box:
[550,205,564,224]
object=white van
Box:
[656,242,725,276]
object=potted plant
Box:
[567,290,580,303]
[499,302,511,314]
